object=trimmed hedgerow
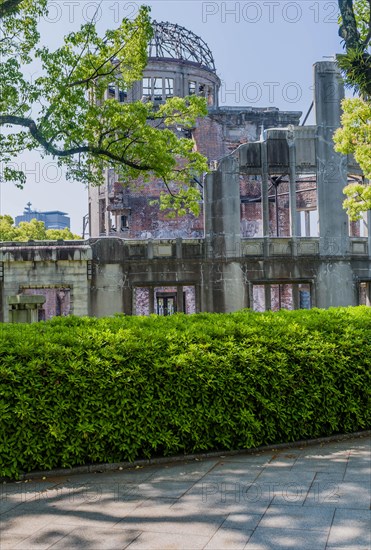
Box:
[0,307,370,479]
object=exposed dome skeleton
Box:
[148,21,216,72]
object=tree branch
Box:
[361,0,371,47]
[0,0,23,18]
[68,44,126,88]
[338,0,362,50]
[162,178,177,198]
[0,114,152,170]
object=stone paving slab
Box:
[125,531,210,549]
[113,497,228,537]
[204,527,253,549]
[258,504,334,531]
[144,460,219,482]
[344,465,371,482]
[11,526,76,550]
[51,527,142,549]
[326,509,371,548]
[0,434,369,550]
[220,512,263,532]
[304,480,371,509]
[244,527,329,549]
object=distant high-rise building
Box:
[15,203,70,230]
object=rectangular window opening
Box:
[252,283,311,311]
[142,77,151,98]
[21,288,71,320]
[240,177,263,238]
[189,81,196,95]
[198,83,206,97]
[349,213,368,237]
[165,78,174,98]
[134,286,196,316]
[153,77,163,101]
[121,215,128,230]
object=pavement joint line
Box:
[324,508,337,549]
[4,430,370,483]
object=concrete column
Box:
[148,286,155,314]
[204,155,241,259]
[176,238,182,259]
[176,286,184,313]
[104,168,110,236]
[288,139,297,238]
[292,284,300,310]
[261,142,270,238]
[315,61,349,256]
[195,283,202,313]
[288,136,298,255]
[314,61,356,308]
[147,240,154,260]
[204,154,245,312]
[264,285,271,311]
[315,261,357,307]
[122,286,133,315]
[88,185,100,238]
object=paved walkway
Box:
[0,435,370,549]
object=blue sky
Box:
[1,0,346,234]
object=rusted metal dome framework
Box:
[148,21,216,72]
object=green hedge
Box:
[1,307,370,479]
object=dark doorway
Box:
[156,293,177,316]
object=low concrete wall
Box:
[1,237,370,320]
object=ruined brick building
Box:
[2,22,370,321]
[89,22,303,242]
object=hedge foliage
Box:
[0,307,370,479]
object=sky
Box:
[1,0,346,234]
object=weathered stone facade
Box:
[0,243,91,322]
[88,105,302,241]
[1,231,370,322]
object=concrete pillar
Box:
[314,61,356,307]
[288,137,298,239]
[104,169,110,236]
[176,286,184,313]
[315,261,357,307]
[205,155,241,258]
[315,61,349,256]
[147,287,154,314]
[88,185,100,238]
[122,286,133,315]
[176,238,182,259]
[292,284,300,310]
[261,142,270,238]
[204,155,245,312]
[264,284,271,311]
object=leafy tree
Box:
[0,215,80,241]
[0,215,18,241]
[337,0,371,97]
[45,227,81,240]
[335,0,371,219]
[334,98,370,220]
[0,1,208,215]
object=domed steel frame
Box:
[148,21,216,72]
